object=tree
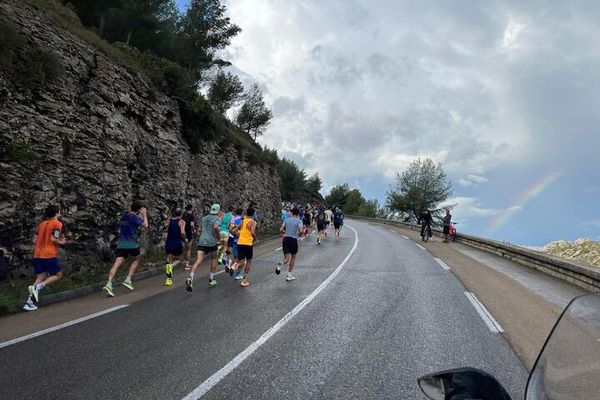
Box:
[386,158,452,222]
[207,70,244,115]
[345,189,365,214]
[357,199,380,218]
[236,83,273,140]
[177,0,241,80]
[304,173,323,200]
[324,184,350,209]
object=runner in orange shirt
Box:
[23,205,66,311]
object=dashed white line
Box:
[401,235,409,240]
[464,292,504,333]
[415,243,426,250]
[434,258,451,271]
[0,305,129,349]
[182,225,360,400]
[275,247,282,251]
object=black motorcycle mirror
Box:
[418,293,600,400]
[418,367,512,400]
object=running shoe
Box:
[276,261,283,275]
[234,272,243,280]
[165,263,173,279]
[186,277,193,292]
[240,279,250,287]
[229,265,235,277]
[225,264,230,274]
[286,274,296,282]
[122,279,134,290]
[208,279,219,288]
[103,284,115,297]
[28,285,39,304]
[165,278,173,286]
[23,300,38,311]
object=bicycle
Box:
[420,222,432,242]
[449,222,458,242]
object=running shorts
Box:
[317,222,326,231]
[198,245,218,254]
[232,242,239,258]
[237,244,253,260]
[166,245,183,256]
[115,247,141,259]
[186,233,194,242]
[227,236,235,247]
[334,222,341,230]
[282,237,298,255]
[33,258,62,276]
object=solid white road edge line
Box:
[415,243,426,250]
[0,305,130,349]
[434,258,451,271]
[401,235,409,240]
[182,225,360,400]
[464,292,504,333]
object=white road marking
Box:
[435,258,451,271]
[182,225,360,400]
[275,247,282,251]
[0,305,129,349]
[401,235,409,240]
[215,270,225,275]
[389,229,396,233]
[415,243,426,250]
[464,292,504,333]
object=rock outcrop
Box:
[0,0,281,281]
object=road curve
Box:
[0,219,527,399]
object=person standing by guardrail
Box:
[443,209,452,243]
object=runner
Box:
[302,207,311,237]
[233,207,257,287]
[103,200,149,297]
[276,207,303,281]
[334,207,344,238]
[164,207,187,286]
[229,208,244,279]
[325,207,334,234]
[186,204,221,291]
[218,206,234,271]
[316,209,326,245]
[182,204,196,270]
[23,205,66,311]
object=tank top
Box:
[237,217,254,246]
[166,218,182,247]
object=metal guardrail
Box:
[349,215,600,292]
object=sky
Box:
[178,0,600,246]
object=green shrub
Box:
[18,48,65,90]
[2,142,38,161]
[0,19,25,70]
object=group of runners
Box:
[22,201,344,311]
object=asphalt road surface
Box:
[0,219,528,399]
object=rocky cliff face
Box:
[0,0,281,281]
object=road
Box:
[0,219,528,399]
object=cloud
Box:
[219,0,600,243]
[458,174,490,187]
[440,197,500,219]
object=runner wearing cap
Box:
[186,203,221,291]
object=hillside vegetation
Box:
[16,0,322,202]
[542,238,600,268]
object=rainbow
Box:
[486,171,562,234]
